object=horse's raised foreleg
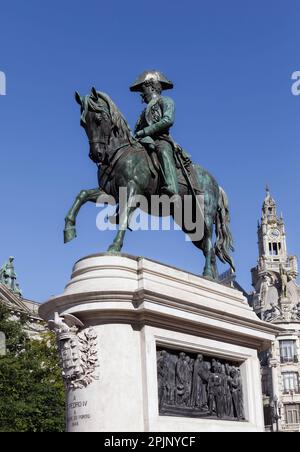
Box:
[64,188,105,243]
[107,182,137,253]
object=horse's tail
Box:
[215,187,235,272]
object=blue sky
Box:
[0,0,299,301]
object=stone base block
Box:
[39,254,278,432]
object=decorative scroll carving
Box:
[157,348,245,421]
[263,302,282,322]
[49,312,99,390]
[291,302,300,321]
[263,300,300,323]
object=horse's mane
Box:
[81,90,135,144]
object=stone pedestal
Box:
[39,254,278,432]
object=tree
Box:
[0,303,65,432]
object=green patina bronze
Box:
[131,71,178,197]
[0,257,22,297]
[64,72,235,280]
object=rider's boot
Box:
[159,148,179,197]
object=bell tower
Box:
[252,191,300,433]
[257,187,288,265]
[251,188,298,320]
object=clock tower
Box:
[251,190,300,432]
[258,187,288,269]
[250,188,298,319]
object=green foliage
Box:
[0,304,65,432]
[0,303,28,354]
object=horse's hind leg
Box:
[64,188,104,243]
[204,242,217,280]
[190,223,217,280]
[202,222,217,280]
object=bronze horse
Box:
[64,88,235,280]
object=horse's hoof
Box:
[107,245,121,254]
[202,272,215,282]
[64,227,77,243]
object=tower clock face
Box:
[269,228,280,238]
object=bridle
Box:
[88,139,108,146]
[89,137,131,165]
[86,101,134,164]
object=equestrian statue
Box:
[64,70,235,280]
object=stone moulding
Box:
[41,287,280,352]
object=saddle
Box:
[139,135,201,194]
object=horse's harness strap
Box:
[105,143,133,174]
[100,143,157,192]
[89,140,131,168]
[98,143,133,189]
[109,142,132,163]
[89,140,108,145]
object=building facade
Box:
[249,189,300,432]
[0,257,45,348]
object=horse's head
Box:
[75,88,133,164]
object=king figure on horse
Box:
[63,71,235,280]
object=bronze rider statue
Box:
[130,70,179,197]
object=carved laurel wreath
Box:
[71,328,99,389]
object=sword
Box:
[175,150,206,234]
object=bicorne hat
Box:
[129,70,173,92]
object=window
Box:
[269,242,279,256]
[262,373,270,396]
[268,207,274,217]
[282,372,299,393]
[280,340,297,363]
[264,406,273,427]
[285,404,300,424]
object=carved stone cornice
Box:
[39,255,282,353]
